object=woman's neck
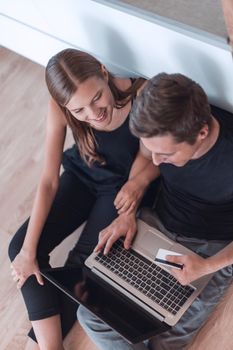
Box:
[105,99,132,131]
[105,77,133,131]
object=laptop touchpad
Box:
[135,230,173,259]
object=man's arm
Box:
[96,142,159,254]
[207,241,233,271]
[166,241,233,285]
[114,141,160,214]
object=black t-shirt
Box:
[62,116,139,195]
[156,105,233,240]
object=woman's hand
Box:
[114,178,147,215]
[166,254,212,285]
[94,213,137,255]
[10,250,44,289]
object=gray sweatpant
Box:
[77,209,233,350]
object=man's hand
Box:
[166,254,212,285]
[94,213,137,255]
[114,178,147,215]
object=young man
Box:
[77,73,233,350]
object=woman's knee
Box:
[8,220,29,261]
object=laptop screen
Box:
[41,266,170,343]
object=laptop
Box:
[85,218,213,326]
[41,265,170,344]
[41,218,213,343]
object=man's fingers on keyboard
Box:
[124,228,136,249]
[94,237,106,252]
[94,229,112,252]
[124,236,132,249]
[94,243,101,253]
[94,238,107,252]
[103,234,119,255]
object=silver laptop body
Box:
[85,219,213,326]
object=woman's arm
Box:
[114,141,160,214]
[11,98,67,288]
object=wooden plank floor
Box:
[1,46,233,350]
[0,46,97,350]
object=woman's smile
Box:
[92,109,107,123]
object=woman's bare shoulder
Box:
[114,76,147,94]
[136,80,147,95]
[113,76,132,91]
[48,97,68,128]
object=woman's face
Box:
[66,75,114,129]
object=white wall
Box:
[0,0,233,112]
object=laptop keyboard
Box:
[95,240,195,315]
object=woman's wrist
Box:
[21,246,37,259]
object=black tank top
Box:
[62,114,139,195]
[156,105,233,240]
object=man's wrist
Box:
[137,174,151,188]
[121,210,136,216]
[205,255,227,274]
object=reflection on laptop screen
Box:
[41,266,170,344]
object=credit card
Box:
[155,248,183,270]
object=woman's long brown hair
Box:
[45,48,145,166]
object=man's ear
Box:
[100,65,109,81]
[199,124,209,140]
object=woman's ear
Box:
[100,65,109,81]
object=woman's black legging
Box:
[8,169,158,341]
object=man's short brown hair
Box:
[130,73,212,144]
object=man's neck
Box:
[193,117,220,159]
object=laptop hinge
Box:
[92,267,165,322]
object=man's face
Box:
[141,133,204,167]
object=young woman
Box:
[8,49,158,350]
